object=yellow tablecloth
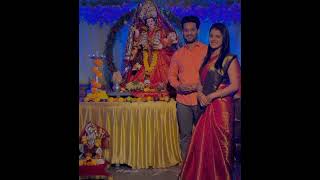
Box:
[79,101,182,169]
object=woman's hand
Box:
[198,92,209,106]
[206,93,217,103]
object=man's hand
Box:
[177,84,196,93]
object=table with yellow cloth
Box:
[79,101,182,169]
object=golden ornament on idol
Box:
[143,50,158,75]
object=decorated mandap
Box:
[79,0,241,178]
[79,1,182,177]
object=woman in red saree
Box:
[179,23,241,180]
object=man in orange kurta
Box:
[168,16,207,159]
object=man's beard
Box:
[184,36,197,44]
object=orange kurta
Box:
[168,41,207,106]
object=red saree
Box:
[180,56,235,180]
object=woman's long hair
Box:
[201,23,230,70]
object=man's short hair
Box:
[181,16,200,29]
